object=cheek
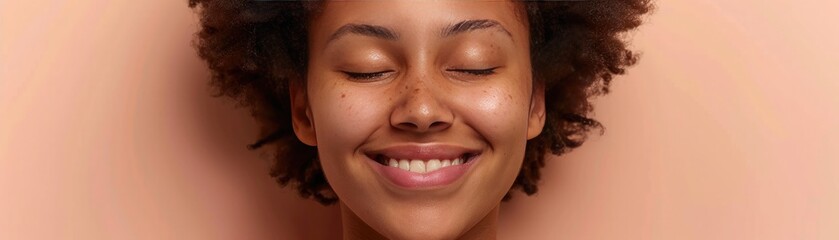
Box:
[455,84,531,146]
[453,83,532,203]
[313,98,370,146]
[306,82,391,198]
[308,83,389,159]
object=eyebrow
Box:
[441,19,513,40]
[327,19,514,44]
[328,24,399,42]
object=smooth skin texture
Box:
[291,1,545,239]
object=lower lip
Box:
[367,156,479,189]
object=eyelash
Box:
[342,67,498,80]
[343,70,393,80]
[448,67,498,76]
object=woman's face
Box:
[292,1,544,239]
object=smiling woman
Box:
[188,0,652,239]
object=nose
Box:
[390,78,454,133]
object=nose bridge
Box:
[403,74,437,117]
[402,71,435,102]
[390,69,453,133]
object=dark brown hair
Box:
[188,0,653,204]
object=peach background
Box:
[2,1,838,239]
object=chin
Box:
[378,216,466,240]
[368,199,484,240]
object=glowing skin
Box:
[291,1,545,239]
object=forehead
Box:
[308,1,528,48]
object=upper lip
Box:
[364,143,480,161]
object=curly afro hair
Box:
[187,0,653,205]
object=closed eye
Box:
[447,67,499,76]
[341,70,394,80]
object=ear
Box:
[289,80,318,146]
[526,81,546,140]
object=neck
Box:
[340,202,499,240]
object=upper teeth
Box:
[387,158,464,173]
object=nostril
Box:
[428,121,450,130]
[394,121,450,132]
[396,122,419,131]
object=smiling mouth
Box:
[363,144,481,188]
[369,153,478,174]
